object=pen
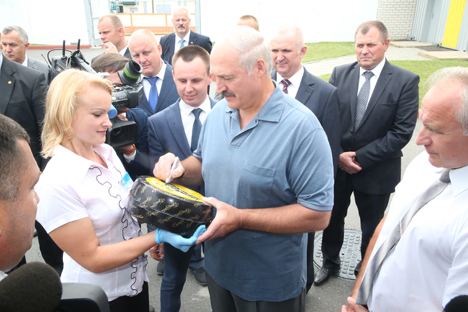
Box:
[166,157,180,184]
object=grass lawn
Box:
[302,42,355,63]
[318,59,468,106]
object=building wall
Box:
[376,0,417,40]
[0,0,92,45]
[1,0,415,46]
[200,0,378,43]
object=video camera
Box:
[46,40,143,149]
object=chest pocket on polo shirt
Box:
[238,162,275,201]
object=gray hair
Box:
[0,115,30,201]
[214,26,272,76]
[426,66,468,135]
[172,7,190,20]
[1,26,29,43]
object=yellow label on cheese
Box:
[146,177,204,202]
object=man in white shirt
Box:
[128,29,179,116]
[159,7,212,66]
[343,66,468,312]
[92,14,132,63]
[147,45,216,312]
[0,115,40,280]
[1,25,50,83]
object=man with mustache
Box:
[153,26,334,312]
[270,24,340,294]
[315,20,419,286]
[159,7,212,66]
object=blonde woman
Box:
[35,69,204,312]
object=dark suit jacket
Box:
[160,31,212,65]
[147,97,217,193]
[115,107,150,180]
[27,57,50,84]
[272,68,340,174]
[0,57,47,168]
[91,46,132,64]
[137,62,179,116]
[330,59,419,194]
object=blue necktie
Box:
[191,108,202,152]
[179,39,185,50]
[145,77,158,112]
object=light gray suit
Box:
[27,56,50,84]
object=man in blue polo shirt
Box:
[153,26,334,312]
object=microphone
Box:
[0,262,62,312]
[444,295,468,312]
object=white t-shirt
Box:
[366,152,468,311]
[35,144,148,301]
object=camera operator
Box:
[92,53,150,180]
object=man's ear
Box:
[255,58,267,77]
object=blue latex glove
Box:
[155,225,206,253]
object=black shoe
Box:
[157,259,164,275]
[354,260,362,277]
[314,267,338,286]
[192,268,207,286]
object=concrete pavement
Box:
[24,44,428,311]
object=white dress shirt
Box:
[179,96,212,145]
[142,62,167,101]
[357,58,385,109]
[174,30,191,54]
[276,65,304,99]
[119,46,129,57]
[366,152,468,312]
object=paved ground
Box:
[25,45,428,311]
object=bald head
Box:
[97,14,126,51]
[273,25,304,50]
[270,25,307,79]
[128,29,162,77]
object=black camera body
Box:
[47,40,143,148]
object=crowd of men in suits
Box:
[2,8,467,312]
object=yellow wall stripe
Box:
[443,0,467,48]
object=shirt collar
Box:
[225,81,283,123]
[276,65,304,88]
[143,61,166,80]
[0,53,3,75]
[119,45,128,57]
[21,55,28,67]
[53,144,116,182]
[449,164,468,196]
[360,58,385,79]
[179,95,212,116]
[176,30,191,43]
